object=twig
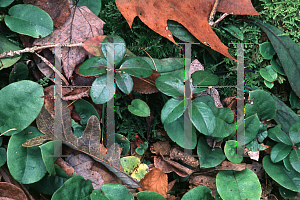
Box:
[0,43,83,59]
[212,13,229,27]
[62,88,90,101]
[208,0,220,27]
[34,52,69,86]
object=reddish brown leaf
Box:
[215,160,246,171]
[0,182,27,200]
[132,70,160,94]
[83,36,106,57]
[115,0,260,60]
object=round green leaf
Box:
[0,148,7,167]
[161,98,185,124]
[120,57,152,78]
[120,156,140,175]
[0,0,14,7]
[182,186,214,200]
[245,90,276,120]
[115,72,133,95]
[0,35,22,70]
[263,155,300,192]
[167,20,198,43]
[115,134,130,156]
[216,168,262,200]
[289,149,300,173]
[244,114,260,145]
[7,126,46,184]
[290,90,300,109]
[0,80,44,136]
[189,101,215,136]
[164,115,197,149]
[100,183,133,200]
[128,99,150,117]
[264,80,274,89]
[197,137,225,168]
[9,63,29,83]
[52,175,93,200]
[5,4,53,38]
[260,42,276,60]
[279,186,297,199]
[270,143,291,163]
[90,75,115,104]
[73,99,100,126]
[289,121,300,144]
[224,140,243,164]
[79,56,107,76]
[137,191,166,200]
[40,141,59,176]
[271,58,285,75]
[155,75,184,97]
[260,65,277,82]
[135,147,145,155]
[101,35,126,66]
[192,71,219,86]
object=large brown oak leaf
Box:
[115,0,260,60]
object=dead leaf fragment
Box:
[0,182,27,200]
[170,147,199,168]
[132,70,160,94]
[215,160,246,171]
[139,168,168,198]
[55,157,75,176]
[189,174,216,192]
[150,140,171,156]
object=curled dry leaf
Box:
[139,167,168,198]
[215,160,246,171]
[0,182,27,200]
[150,140,171,156]
[170,147,199,168]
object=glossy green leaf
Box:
[257,123,268,143]
[115,134,130,156]
[224,140,243,164]
[7,126,46,184]
[155,75,184,97]
[244,114,260,145]
[289,121,300,144]
[90,75,115,104]
[182,186,214,200]
[290,90,300,109]
[0,80,44,136]
[279,186,297,199]
[76,0,101,16]
[73,99,100,126]
[259,42,276,60]
[39,141,59,176]
[189,101,215,136]
[271,58,285,75]
[120,57,152,78]
[263,155,300,192]
[260,65,277,82]
[9,63,29,83]
[161,98,185,124]
[167,20,198,43]
[283,156,294,171]
[71,119,84,138]
[0,35,21,70]
[96,183,133,200]
[254,20,300,98]
[289,149,300,173]
[79,56,107,76]
[197,137,225,168]
[120,156,140,175]
[270,143,291,163]
[0,0,14,7]
[269,125,292,145]
[0,148,7,167]
[192,71,218,86]
[216,168,262,200]
[128,99,150,117]
[245,90,276,120]
[264,80,274,89]
[136,191,166,200]
[115,72,133,94]
[164,115,197,149]
[101,35,126,66]
[52,175,93,200]
[5,4,53,38]
[222,25,243,40]
[245,140,267,151]
[272,94,300,133]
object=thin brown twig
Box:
[212,13,229,27]
[209,0,220,26]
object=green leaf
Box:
[76,0,101,16]
[79,56,107,76]
[269,125,292,145]
[9,63,29,83]
[136,191,166,200]
[128,99,150,117]
[222,25,244,40]
[71,119,84,138]
[263,155,300,192]
[264,80,274,89]
[39,141,59,176]
[224,140,243,164]
[7,126,46,184]
[164,115,197,149]
[131,163,148,181]
[94,183,133,200]
[167,20,198,43]
[101,35,126,66]
[283,156,294,171]
[52,175,93,200]
[289,121,300,144]
[216,168,262,200]
[270,58,285,75]
[259,41,276,60]
[115,134,130,156]
[272,95,300,133]
[161,98,185,124]
[270,143,291,163]
[289,149,300,173]
[243,114,260,145]
[115,72,133,95]
[279,186,297,199]
[181,186,214,200]
[73,99,100,126]
[90,75,115,104]
[189,101,215,136]
[254,20,300,98]
[120,156,140,175]
[197,137,225,168]
[192,71,219,86]
[120,57,152,78]
[290,90,300,109]
[0,80,44,136]
[155,75,184,97]
[0,0,14,7]
[245,90,276,120]
[245,140,267,151]
[0,35,22,70]
[0,148,7,167]
[260,65,277,82]
[5,4,53,38]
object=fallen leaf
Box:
[245,161,264,179]
[115,0,260,60]
[169,147,199,168]
[189,174,216,191]
[55,157,75,176]
[33,0,105,79]
[132,70,161,94]
[150,140,171,156]
[139,167,168,198]
[215,160,246,171]
[0,182,27,200]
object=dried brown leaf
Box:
[169,147,199,168]
[215,160,246,171]
[132,70,160,94]
[150,140,171,156]
[0,182,27,200]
